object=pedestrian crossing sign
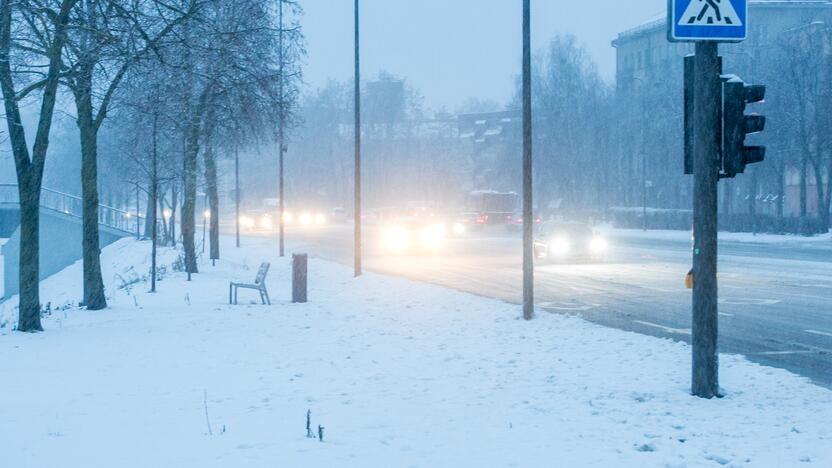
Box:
[668,0,748,42]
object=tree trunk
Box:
[182,127,199,275]
[0,0,77,331]
[159,191,170,244]
[203,134,220,261]
[17,179,43,332]
[812,160,829,231]
[800,156,808,219]
[144,186,155,237]
[169,186,178,246]
[75,79,107,310]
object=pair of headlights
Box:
[549,236,608,256]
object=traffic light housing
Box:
[722,79,766,177]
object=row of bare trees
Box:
[1,0,303,332]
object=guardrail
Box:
[0,184,144,235]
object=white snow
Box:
[0,237,7,297]
[608,227,832,246]
[0,237,830,467]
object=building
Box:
[611,1,832,221]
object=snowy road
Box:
[251,225,832,388]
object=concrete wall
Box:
[1,208,128,299]
[0,206,19,238]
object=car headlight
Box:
[549,237,571,256]
[282,211,293,224]
[239,216,254,228]
[384,226,411,252]
[452,222,466,235]
[315,213,327,225]
[590,236,608,254]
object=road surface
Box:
[240,224,832,389]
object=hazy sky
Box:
[301,0,666,110]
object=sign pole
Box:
[691,41,720,399]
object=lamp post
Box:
[354,0,362,277]
[278,0,286,257]
[522,0,533,320]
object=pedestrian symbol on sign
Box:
[681,0,742,26]
[668,0,748,42]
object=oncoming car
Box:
[533,221,608,262]
[239,209,274,231]
[381,219,449,254]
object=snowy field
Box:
[0,237,831,467]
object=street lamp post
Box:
[278,0,286,257]
[522,0,534,320]
[235,146,241,248]
[354,0,362,278]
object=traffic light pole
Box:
[691,41,721,399]
[521,0,533,321]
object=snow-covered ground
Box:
[0,237,830,467]
[0,238,7,298]
[608,227,832,246]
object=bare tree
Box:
[0,0,78,332]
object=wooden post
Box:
[292,253,307,303]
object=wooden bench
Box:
[229,262,271,305]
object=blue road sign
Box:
[668,0,748,42]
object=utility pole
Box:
[522,0,534,320]
[235,146,241,248]
[354,0,362,277]
[278,0,286,257]
[691,42,721,399]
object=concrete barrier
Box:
[1,208,129,299]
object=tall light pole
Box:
[235,145,241,248]
[354,0,362,277]
[278,0,286,257]
[522,0,534,320]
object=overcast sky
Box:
[301,0,666,110]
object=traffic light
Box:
[722,79,766,177]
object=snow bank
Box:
[609,227,832,246]
[0,237,830,467]
[0,238,180,329]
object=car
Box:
[533,221,608,262]
[380,218,449,254]
[282,209,328,227]
[239,209,274,231]
[506,211,542,232]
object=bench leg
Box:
[263,287,271,306]
[229,284,233,304]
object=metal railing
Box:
[0,184,144,235]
